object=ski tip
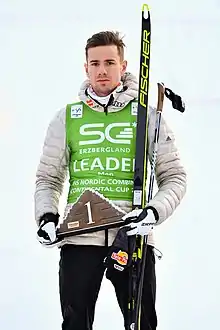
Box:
[142,3,150,16]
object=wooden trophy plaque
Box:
[57,189,126,239]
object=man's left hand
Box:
[122,208,157,236]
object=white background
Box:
[1,0,220,329]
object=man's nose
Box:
[97,64,107,75]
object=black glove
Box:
[37,213,59,246]
[103,227,136,274]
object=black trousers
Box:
[59,244,157,330]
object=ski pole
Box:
[133,82,165,330]
[132,82,185,330]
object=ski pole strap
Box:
[165,87,185,112]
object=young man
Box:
[35,31,187,330]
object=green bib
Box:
[66,101,138,203]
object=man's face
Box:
[84,45,127,96]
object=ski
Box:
[127,4,151,330]
[132,4,151,211]
[128,5,186,330]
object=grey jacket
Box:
[34,72,187,247]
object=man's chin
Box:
[95,86,113,96]
[96,83,120,96]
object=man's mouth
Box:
[96,79,110,82]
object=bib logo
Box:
[79,123,134,145]
[71,105,83,118]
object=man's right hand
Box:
[37,213,59,246]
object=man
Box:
[34,31,186,330]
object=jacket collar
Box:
[78,72,138,113]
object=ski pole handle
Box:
[157,82,165,113]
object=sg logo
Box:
[79,123,134,145]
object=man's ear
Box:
[121,60,127,75]
[84,62,89,77]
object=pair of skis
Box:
[130,4,185,330]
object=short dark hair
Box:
[85,31,125,60]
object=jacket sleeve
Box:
[34,108,69,226]
[146,106,187,225]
